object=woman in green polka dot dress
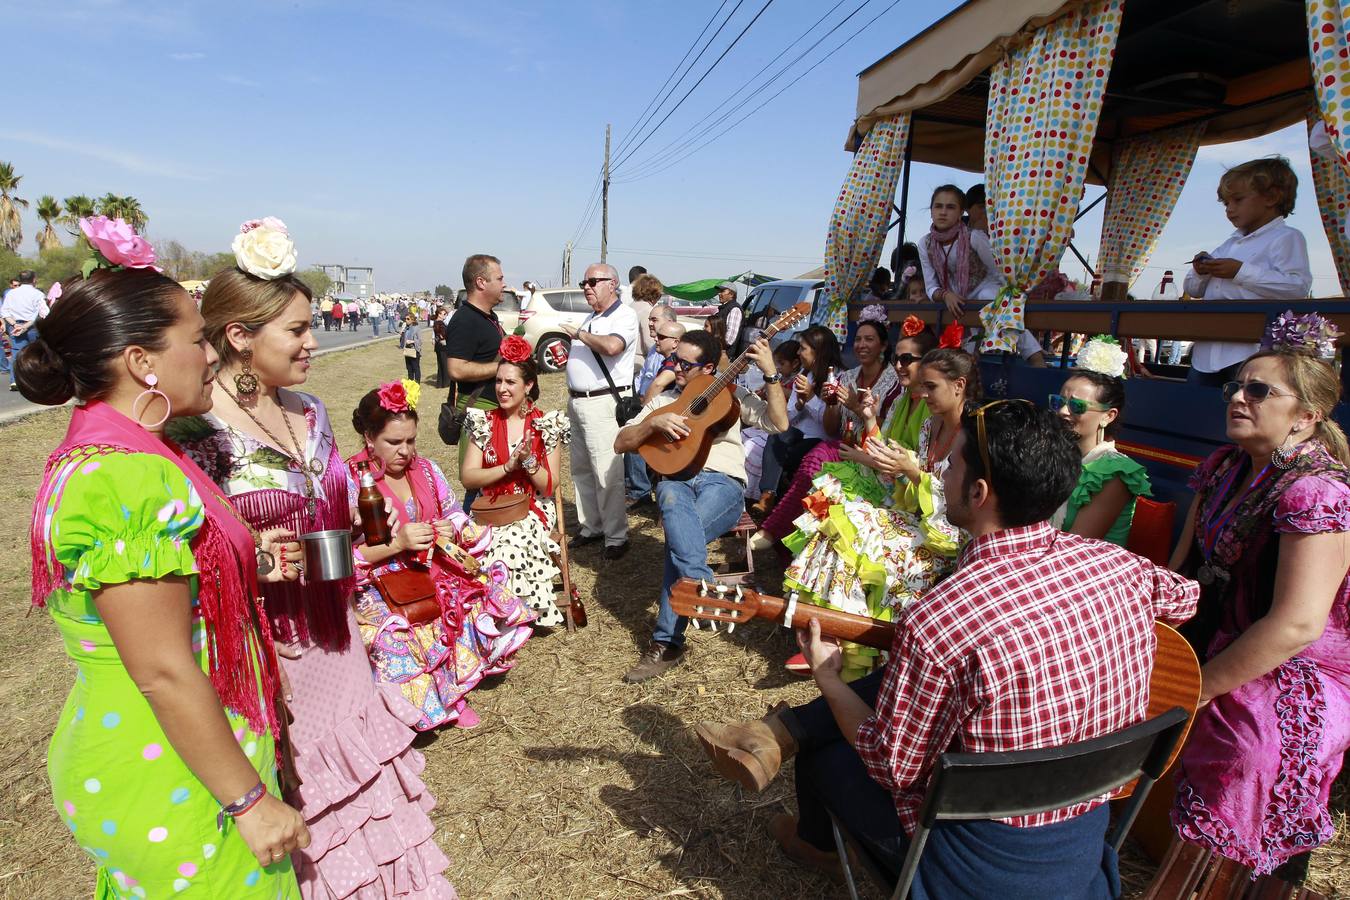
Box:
[19,244,309,898]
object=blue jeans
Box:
[625,451,652,500]
[371,317,381,336]
[653,471,746,647]
[6,326,34,374]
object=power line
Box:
[614,0,904,184]
[610,0,735,160]
[616,0,871,179]
[609,0,778,174]
[570,1,734,251]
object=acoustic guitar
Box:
[668,578,1202,775]
[638,301,811,478]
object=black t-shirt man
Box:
[444,301,503,401]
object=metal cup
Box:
[299,529,355,581]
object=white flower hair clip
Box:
[232,217,297,280]
[1075,335,1128,379]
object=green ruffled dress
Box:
[42,450,297,899]
[1056,442,1152,547]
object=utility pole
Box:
[601,123,611,264]
[562,241,572,287]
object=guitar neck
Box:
[750,593,895,651]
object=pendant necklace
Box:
[215,377,322,517]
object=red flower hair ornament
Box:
[377,380,411,414]
[500,335,532,364]
[901,314,925,338]
[938,322,965,350]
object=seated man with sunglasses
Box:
[693,400,1197,893]
[613,329,788,683]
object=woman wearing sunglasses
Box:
[1168,316,1350,881]
[1047,336,1152,547]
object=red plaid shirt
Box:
[855,521,1198,833]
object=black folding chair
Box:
[828,706,1190,900]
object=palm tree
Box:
[0,161,29,252]
[61,194,96,234]
[122,196,148,232]
[35,195,63,251]
[96,193,148,232]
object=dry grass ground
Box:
[0,339,1344,898]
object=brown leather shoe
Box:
[622,641,687,683]
[768,813,842,879]
[694,711,797,792]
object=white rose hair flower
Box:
[1074,335,1128,379]
[232,217,297,280]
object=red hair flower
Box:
[500,335,532,364]
[377,380,410,413]
[901,314,925,337]
[938,322,965,350]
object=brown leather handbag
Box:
[372,567,439,625]
[470,492,531,527]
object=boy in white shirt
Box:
[1184,157,1312,385]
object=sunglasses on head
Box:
[579,277,615,289]
[1222,380,1297,403]
[895,353,921,368]
[1048,394,1110,416]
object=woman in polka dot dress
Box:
[22,260,308,897]
[461,343,571,628]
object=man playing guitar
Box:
[695,400,1199,893]
[613,330,787,683]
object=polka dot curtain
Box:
[980,0,1124,352]
[820,113,910,339]
[1307,107,1350,295]
[1309,0,1350,172]
[1098,122,1206,289]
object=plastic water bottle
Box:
[1150,270,1180,301]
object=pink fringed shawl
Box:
[31,401,281,735]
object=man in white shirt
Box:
[565,263,640,560]
[613,330,787,682]
[366,298,385,336]
[2,270,48,390]
[1184,158,1312,386]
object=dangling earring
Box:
[1271,431,1301,470]
[132,373,171,430]
[1096,421,1107,444]
[234,347,259,397]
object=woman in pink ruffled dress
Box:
[171,219,455,898]
[1169,329,1350,882]
[345,380,533,731]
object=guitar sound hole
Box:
[690,398,707,416]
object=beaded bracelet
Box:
[217,781,267,830]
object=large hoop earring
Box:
[234,347,259,397]
[132,374,171,430]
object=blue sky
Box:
[2,0,1340,295]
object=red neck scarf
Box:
[345,449,444,528]
[483,406,553,521]
[32,401,280,734]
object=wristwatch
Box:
[763,372,782,384]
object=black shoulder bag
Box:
[438,381,489,445]
[593,352,643,426]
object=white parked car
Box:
[520,289,711,373]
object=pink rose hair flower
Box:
[79,216,160,272]
[377,381,410,413]
[239,216,288,235]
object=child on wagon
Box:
[1184,157,1312,386]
